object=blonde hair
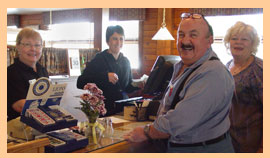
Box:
[16,27,42,46]
[224,21,260,55]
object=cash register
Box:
[115,55,180,118]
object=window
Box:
[205,14,263,65]
[45,22,94,49]
[7,27,22,45]
[7,22,95,49]
[107,21,140,69]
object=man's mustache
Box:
[181,44,194,50]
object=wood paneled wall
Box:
[141,8,158,75]
[19,14,46,29]
[141,8,190,75]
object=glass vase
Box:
[84,114,104,144]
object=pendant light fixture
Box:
[48,9,53,30]
[152,8,175,40]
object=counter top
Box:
[7,115,157,153]
[73,115,155,153]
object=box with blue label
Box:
[45,130,88,153]
[19,77,88,152]
[20,77,77,133]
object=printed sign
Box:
[21,77,67,116]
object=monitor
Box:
[143,55,180,96]
[114,55,180,113]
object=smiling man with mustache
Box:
[124,13,235,153]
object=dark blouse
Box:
[226,56,263,152]
[7,58,49,121]
[77,50,139,116]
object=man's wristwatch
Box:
[144,124,152,141]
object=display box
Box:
[20,77,77,133]
[45,130,88,153]
[19,77,88,152]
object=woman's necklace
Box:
[230,55,254,75]
[230,65,244,75]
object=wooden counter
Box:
[7,138,50,153]
[7,115,158,153]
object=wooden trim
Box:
[138,21,144,74]
[91,141,131,153]
[7,138,50,153]
[91,140,159,153]
[94,8,102,50]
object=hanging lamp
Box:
[152,8,175,40]
[48,9,53,30]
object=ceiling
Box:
[7,8,80,15]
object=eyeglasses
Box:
[181,13,203,19]
[20,43,42,49]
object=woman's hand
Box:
[12,99,26,113]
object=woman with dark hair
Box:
[77,25,140,116]
[8,27,48,121]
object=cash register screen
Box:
[143,55,180,96]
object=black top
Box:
[7,58,49,121]
[77,50,139,116]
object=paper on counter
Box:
[131,74,149,87]
[108,116,131,124]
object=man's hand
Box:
[123,126,147,143]
[108,72,119,84]
[124,124,170,143]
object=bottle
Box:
[103,118,114,138]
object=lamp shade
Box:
[152,26,175,40]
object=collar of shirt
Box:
[104,49,123,61]
[14,58,43,74]
[173,48,214,81]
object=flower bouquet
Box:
[75,83,106,144]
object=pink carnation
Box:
[80,93,92,102]
[96,94,105,100]
[83,83,94,91]
[83,83,103,95]
[88,95,99,105]
[95,102,107,116]
[79,83,107,116]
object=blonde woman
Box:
[8,28,48,121]
[224,21,263,153]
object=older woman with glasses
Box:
[7,27,48,121]
[224,21,263,153]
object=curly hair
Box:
[224,21,260,55]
